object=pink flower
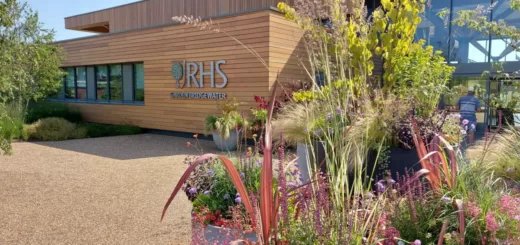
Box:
[412,240,421,245]
[466,202,482,218]
[485,212,499,232]
[499,195,520,216]
[462,119,469,125]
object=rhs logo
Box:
[171,60,228,89]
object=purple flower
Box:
[413,240,422,245]
[326,113,333,121]
[441,196,452,203]
[375,181,386,192]
[328,129,334,134]
[235,197,242,203]
[287,182,297,187]
[223,194,230,200]
[507,168,514,173]
[240,172,245,179]
[206,170,214,176]
[256,160,262,166]
[188,187,197,195]
[335,107,343,116]
[236,193,240,197]
[203,191,210,195]
[387,179,396,184]
[313,129,323,136]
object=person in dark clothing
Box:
[456,87,481,145]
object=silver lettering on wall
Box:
[176,60,227,89]
[215,60,227,88]
[171,92,227,100]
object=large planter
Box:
[212,129,241,151]
[297,141,326,183]
[204,224,258,243]
[367,147,421,182]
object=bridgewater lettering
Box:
[171,92,227,100]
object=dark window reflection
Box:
[109,64,123,101]
[76,67,87,100]
[65,68,75,99]
[96,65,108,100]
[134,63,145,102]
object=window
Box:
[415,0,451,60]
[65,68,75,99]
[56,62,144,105]
[76,67,87,100]
[490,0,520,62]
[134,63,144,102]
[96,65,108,100]
[109,64,123,101]
[449,0,492,63]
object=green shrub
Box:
[26,117,87,141]
[84,123,142,138]
[26,101,82,124]
[0,103,27,154]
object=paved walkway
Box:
[0,134,215,245]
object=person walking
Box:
[456,87,481,145]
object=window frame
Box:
[54,62,144,106]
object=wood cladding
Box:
[58,10,307,134]
[65,0,295,33]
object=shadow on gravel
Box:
[33,133,218,160]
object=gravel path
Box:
[0,134,215,245]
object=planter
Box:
[297,141,326,183]
[212,129,241,151]
[387,147,421,177]
[204,224,258,243]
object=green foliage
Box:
[0,102,25,154]
[250,108,267,131]
[292,91,318,103]
[0,0,65,105]
[26,101,82,124]
[392,41,455,117]
[191,157,262,218]
[467,128,520,182]
[25,117,87,141]
[83,123,142,138]
[204,98,246,140]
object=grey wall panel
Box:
[87,66,96,100]
[123,64,134,102]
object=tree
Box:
[0,0,63,154]
[0,0,64,108]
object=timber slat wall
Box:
[59,10,282,133]
[65,0,295,33]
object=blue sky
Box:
[25,0,137,41]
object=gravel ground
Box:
[0,134,216,245]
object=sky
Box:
[25,0,137,41]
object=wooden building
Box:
[56,0,382,134]
[55,0,312,133]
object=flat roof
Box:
[56,6,280,44]
[65,0,148,19]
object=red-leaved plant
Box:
[162,85,287,244]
